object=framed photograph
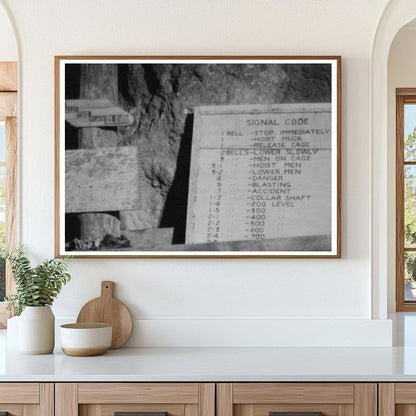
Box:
[55,56,341,258]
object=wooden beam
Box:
[0,62,17,92]
[65,146,143,213]
[6,117,17,294]
[65,98,134,128]
[0,92,17,120]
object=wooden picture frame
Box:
[55,56,341,258]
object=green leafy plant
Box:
[2,246,71,316]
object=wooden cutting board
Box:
[76,281,133,349]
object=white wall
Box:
[387,26,416,312]
[0,3,16,61]
[0,0,393,347]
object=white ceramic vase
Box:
[19,305,55,354]
[6,315,20,347]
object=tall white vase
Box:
[6,315,20,347]
[19,306,55,354]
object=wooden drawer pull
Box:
[115,412,168,416]
[270,413,323,416]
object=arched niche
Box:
[372,1,416,319]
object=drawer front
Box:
[0,383,53,416]
[218,383,376,416]
[78,383,200,404]
[56,383,215,416]
[232,384,354,404]
[80,404,185,416]
[0,383,39,404]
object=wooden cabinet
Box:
[0,383,53,416]
[0,380,409,416]
[55,383,215,416]
[217,383,377,416]
[379,383,416,416]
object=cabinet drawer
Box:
[0,383,53,416]
[78,383,200,404]
[0,383,39,403]
[218,383,376,416]
[56,383,215,416]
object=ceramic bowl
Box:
[60,323,112,356]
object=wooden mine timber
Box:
[79,213,121,241]
[65,98,134,128]
[79,127,119,148]
[99,234,330,252]
[65,146,143,213]
[123,228,174,249]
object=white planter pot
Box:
[6,315,20,347]
[19,306,55,354]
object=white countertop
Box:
[2,345,416,382]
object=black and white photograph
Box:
[55,57,341,257]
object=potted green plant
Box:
[3,246,71,354]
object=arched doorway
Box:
[372,1,416,318]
